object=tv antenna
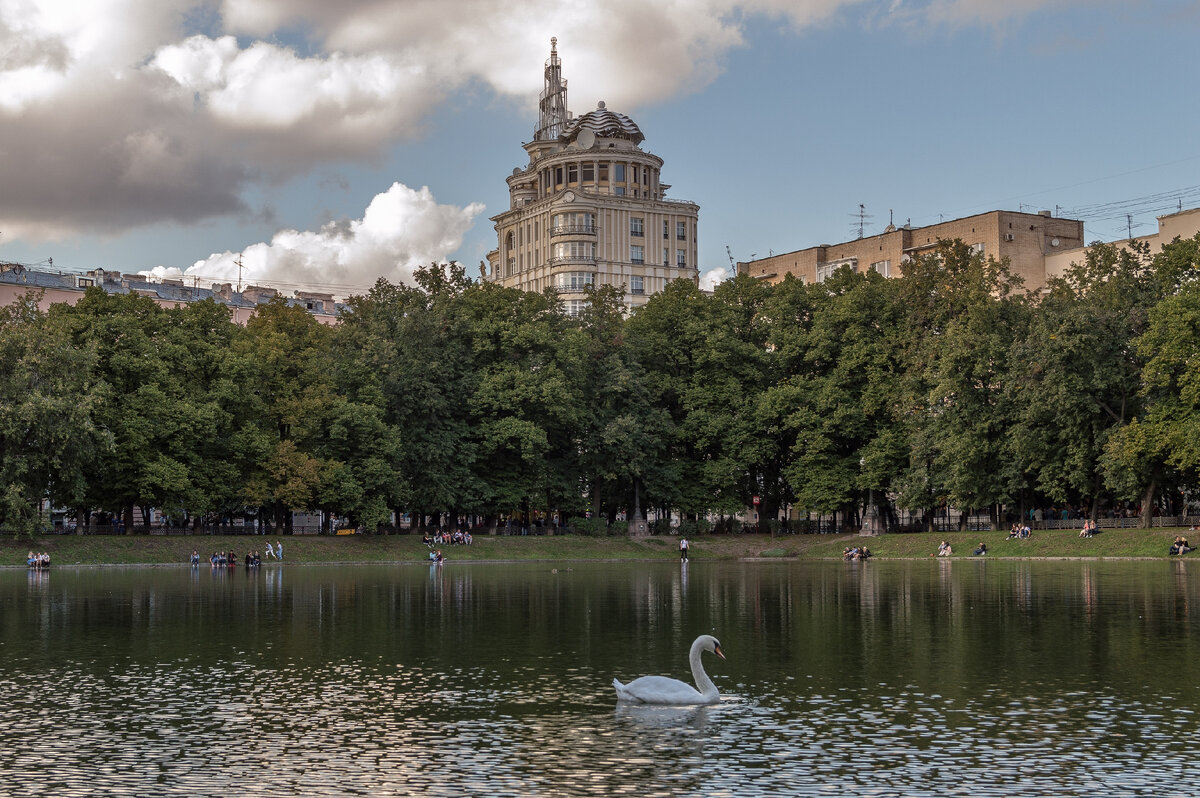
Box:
[726,245,736,275]
[851,204,873,239]
[235,256,244,293]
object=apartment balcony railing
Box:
[549,255,597,266]
[550,224,597,236]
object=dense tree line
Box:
[2,236,1199,538]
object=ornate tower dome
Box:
[563,101,645,146]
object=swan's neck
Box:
[689,638,718,697]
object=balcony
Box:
[549,255,597,266]
[550,224,597,237]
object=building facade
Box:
[1044,206,1200,280]
[485,39,700,312]
[740,210,1085,292]
[0,264,342,325]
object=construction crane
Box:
[726,245,736,276]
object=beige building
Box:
[0,264,341,325]
[741,210,1085,292]
[1044,206,1200,280]
[485,39,700,312]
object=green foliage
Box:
[6,236,1200,538]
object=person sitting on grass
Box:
[973,542,987,556]
[1006,524,1020,540]
[1170,537,1194,556]
[936,540,952,557]
[1019,525,1032,539]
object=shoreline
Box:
[2,554,1189,570]
[3,528,1196,567]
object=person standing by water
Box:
[680,537,689,562]
[264,541,276,560]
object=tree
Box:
[1013,242,1157,521]
[766,268,906,529]
[1105,235,1200,520]
[233,297,337,531]
[0,294,106,536]
[893,242,1028,529]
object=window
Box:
[971,242,985,256]
[614,164,625,182]
[582,163,594,182]
[676,249,686,267]
[871,259,890,277]
[676,221,686,240]
[663,247,669,265]
[556,272,595,290]
[631,245,645,264]
[630,275,644,295]
[818,258,857,282]
[506,258,515,277]
[599,164,609,182]
[630,217,644,237]
[567,164,578,184]
[564,299,587,317]
[553,241,596,262]
[552,212,595,234]
[614,186,625,196]
[663,221,669,239]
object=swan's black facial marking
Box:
[713,641,725,660]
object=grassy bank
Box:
[3,526,1197,566]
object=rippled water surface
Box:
[3,559,1200,796]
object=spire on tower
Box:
[535,37,570,141]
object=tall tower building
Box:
[485,39,700,313]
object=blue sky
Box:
[2,1,1198,295]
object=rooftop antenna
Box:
[726,245,736,275]
[1055,205,1062,217]
[235,255,244,293]
[852,204,873,239]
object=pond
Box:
[2,560,1200,796]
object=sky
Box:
[2,0,1199,298]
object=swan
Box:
[612,634,725,705]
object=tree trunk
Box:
[1140,480,1157,529]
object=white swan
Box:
[612,634,725,705]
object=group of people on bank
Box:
[423,530,472,546]
[26,551,50,569]
[842,545,872,560]
[1006,524,1033,539]
[192,542,283,568]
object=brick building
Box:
[740,210,1085,291]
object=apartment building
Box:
[741,210,1085,291]
[485,39,700,312]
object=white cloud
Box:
[0,0,1092,240]
[143,182,484,297]
[699,268,729,292]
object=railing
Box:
[550,224,596,236]
[549,255,596,266]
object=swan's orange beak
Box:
[714,643,726,660]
